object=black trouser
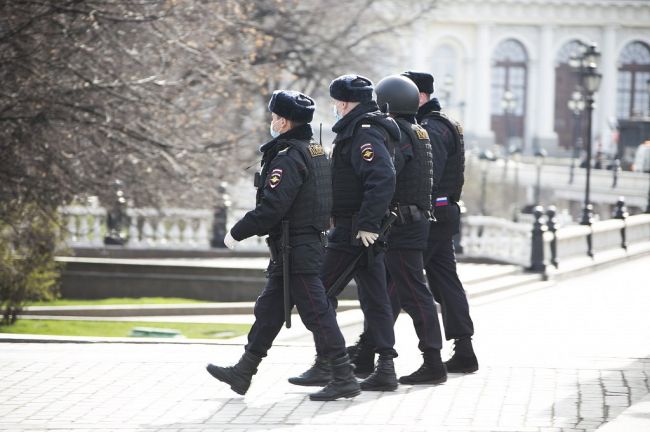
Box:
[245,273,346,359]
[320,244,397,357]
[385,248,442,352]
[382,216,442,353]
[424,229,474,341]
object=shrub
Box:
[0,203,64,325]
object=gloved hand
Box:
[224,231,239,250]
[356,230,379,247]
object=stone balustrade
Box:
[60,206,213,249]
[461,211,650,269]
[462,215,532,266]
[60,205,650,268]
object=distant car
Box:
[632,141,650,173]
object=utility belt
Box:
[394,204,431,225]
[266,231,325,263]
[331,215,354,228]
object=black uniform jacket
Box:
[329,101,398,246]
[417,98,461,238]
[231,124,326,275]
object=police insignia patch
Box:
[360,143,374,162]
[268,168,283,188]
[308,144,325,157]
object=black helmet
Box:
[375,75,420,115]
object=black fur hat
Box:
[401,71,434,94]
[329,74,374,102]
[268,90,315,123]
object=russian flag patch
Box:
[435,197,449,207]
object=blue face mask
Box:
[333,104,342,122]
[269,122,280,138]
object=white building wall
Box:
[400,0,650,156]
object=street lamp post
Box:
[211,181,231,248]
[570,43,602,258]
[647,78,650,115]
[567,90,585,184]
[510,145,522,221]
[479,150,496,216]
[501,90,516,178]
[534,149,547,205]
[646,79,650,213]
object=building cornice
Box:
[432,0,650,27]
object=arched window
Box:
[554,40,587,150]
[431,44,458,108]
[617,41,650,119]
[491,39,528,148]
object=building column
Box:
[534,24,560,155]
[469,23,495,148]
[598,25,618,156]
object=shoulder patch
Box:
[360,143,374,162]
[308,144,325,157]
[414,125,429,140]
[268,168,283,188]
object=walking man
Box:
[402,71,479,373]
[289,74,400,391]
[206,90,360,401]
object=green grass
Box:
[26,297,210,307]
[0,319,250,339]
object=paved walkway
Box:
[1,256,649,431]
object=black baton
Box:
[326,211,397,298]
[281,219,292,328]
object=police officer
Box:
[345,76,447,384]
[288,74,400,392]
[377,75,447,384]
[206,90,360,401]
[401,71,479,373]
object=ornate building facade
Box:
[399,0,650,158]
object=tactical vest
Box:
[392,118,433,211]
[424,111,465,202]
[331,116,397,216]
[257,139,331,233]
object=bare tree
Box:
[0,0,438,317]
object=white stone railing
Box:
[460,212,650,268]
[60,206,107,247]
[461,215,532,266]
[59,206,213,249]
[60,203,650,263]
[126,208,212,249]
[548,213,650,263]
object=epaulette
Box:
[413,124,429,140]
[307,143,325,157]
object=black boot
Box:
[309,354,361,401]
[445,337,478,373]
[288,355,331,387]
[347,336,375,378]
[360,354,398,391]
[206,351,262,395]
[399,349,447,385]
